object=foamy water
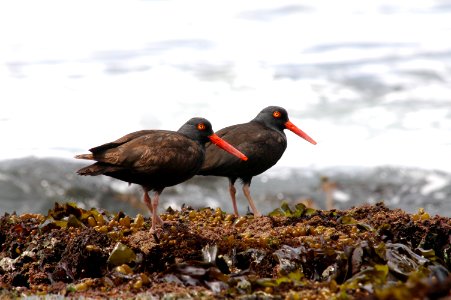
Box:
[1,0,451,172]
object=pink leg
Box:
[143,188,152,212]
[228,179,239,216]
[142,188,163,226]
[242,183,261,217]
[151,191,161,231]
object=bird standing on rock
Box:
[198,106,317,217]
[75,117,248,231]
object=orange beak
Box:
[209,134,248,161]
[285,120,317,145]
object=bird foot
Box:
[161,220,177,227]
[150,227,163,242]
[149,220,178,242]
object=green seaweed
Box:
[269,202,317,218]
[107,242,137,266]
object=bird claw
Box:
[149,220,178,242]
[156,215,164,225]
[150,226,163,242]
[162,220,177,227]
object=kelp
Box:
[0,202,450,299]
[107,242,137,266]
[269,202,317,218]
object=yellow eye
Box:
[273,111,281,118]
[197,123,206,130]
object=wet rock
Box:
[0,202,449,299]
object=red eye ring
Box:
[273,111,281,118]
[197,123,206,130]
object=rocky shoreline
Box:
[1,202,450,299]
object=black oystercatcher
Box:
[198,106,316,217]
[75,118,248,231]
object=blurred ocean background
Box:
[1,0,450,216]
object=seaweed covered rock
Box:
[0,202,450,299]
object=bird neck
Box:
[252,118,285,133]
[177,128,208,146]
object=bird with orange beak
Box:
[198,106,316,217]
[75,117,247,231]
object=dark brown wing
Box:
[199,121,287,179]
[91,131,201,172]
[77,130,206,189]
[89,130,156,153]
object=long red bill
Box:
[285,120,317,145]
[209,134,248,161]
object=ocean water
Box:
[1,0,451,174]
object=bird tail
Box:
[76,163,107,176]
[75,153,94,160]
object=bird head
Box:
[179,118,248,160]
[254,106,317,145]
